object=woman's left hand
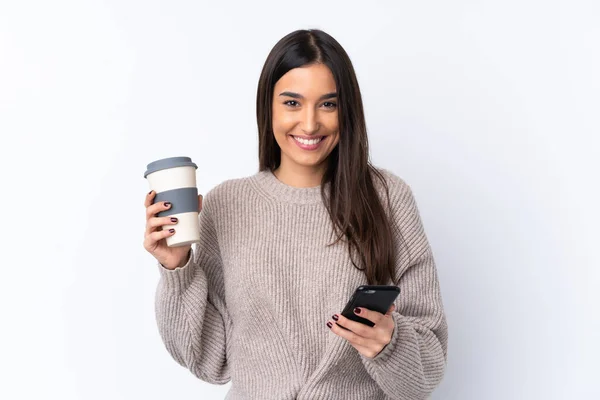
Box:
[327,304,396,359]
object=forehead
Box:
[274,64,337,93]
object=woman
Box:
[143,29,448,400]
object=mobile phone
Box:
[338,285,400,330]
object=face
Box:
[272,63,340,174]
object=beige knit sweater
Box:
[154,168,448,399]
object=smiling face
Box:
[271,63,341,176]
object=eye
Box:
[284,100,299,107]
[323,102,337,109]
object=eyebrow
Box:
[279,91,337,101]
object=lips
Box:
[290,135,326,150]
[291,135,325,140]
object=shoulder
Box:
[369,166,416,209]
[372,166,431,257]
[371,166,409,190]
[200,172,259,212]
[370,165,426,236]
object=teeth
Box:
[294,136,323,145]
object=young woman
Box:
[143,29,448,400]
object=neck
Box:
[273,161,327,188]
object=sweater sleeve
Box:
[154,195,232,384]
[359,182,448,399]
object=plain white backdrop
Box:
[1,1,598,399]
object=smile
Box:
[290,135,326,151]
[292,136,324,145]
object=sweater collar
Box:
[250,169,330,205]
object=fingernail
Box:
[148,190,153,195]
[332,314,339,321]
[168,228,175,233]
[354,307,361,314]
[326,322,333,329]
[170,217,178,222]
[164,202,171,207]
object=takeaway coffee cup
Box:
[144,156,201,247]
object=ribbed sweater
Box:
[154,168,448,400]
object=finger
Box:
[198,194,203,212]
[331,313,374,339]
[144,227,175,250]
[386,304,396,315]
[146,198,172,220]
[353,307,387,325]
[327,319,368,347]
[146,215,178,236]
[144,190,155,208]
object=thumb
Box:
[198,194,203,212]
[386,304,396,315]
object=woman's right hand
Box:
[143,190,203,270]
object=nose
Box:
[300,107,320,134]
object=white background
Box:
[1,1,598,399]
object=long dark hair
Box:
[256,29,399,286]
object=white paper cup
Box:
[144,156,200,247]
